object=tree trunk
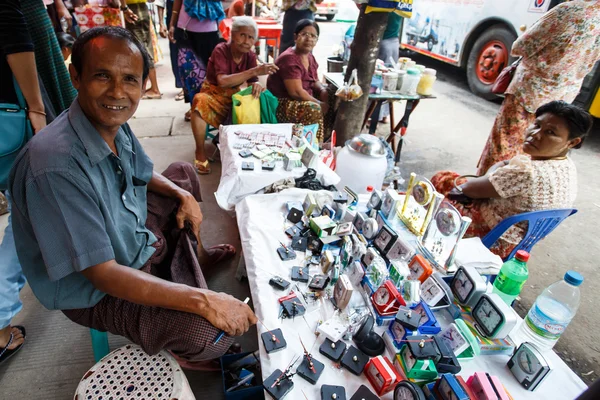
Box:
[333,6,390,144]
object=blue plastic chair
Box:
[482,208,578,261]
[90,329,110,362]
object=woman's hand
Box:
[168,26,176,43]
[254,63,278,76]
[56,0,73,30]
[27,111,46,134]
[124,8,139,24]
[159,23,168,38]
[251,82,265,98]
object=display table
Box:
[214,124,339,211]
[325,72,435,162]
[236,189,587,400]
[219,18,283,60]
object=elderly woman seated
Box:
[431,101,593,258]
[191,16,278,174]
[267,19,329,144]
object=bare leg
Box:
[195,230,236,267]
[145,68,161,97]
[191,110,208,163]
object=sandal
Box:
[175,90,185,101]
[142,93,163,100]
[0,326,26,366]
[195,159,211,175]
[206,244,236,265]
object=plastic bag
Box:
[335,69,363,102]
[232,87,261,125]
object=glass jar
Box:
[399,68,421,96]
[417,68,437,96]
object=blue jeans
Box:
[0,191,26,330]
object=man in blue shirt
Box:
[9,26,256,366]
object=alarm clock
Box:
[363,218,379,240]
[395,306,421,331]
[367,189,384,210]
[472,293,518,339]
[371,280,406,316]
[353,211,367,233]
[433,373,470,400]
[432,336,461,374]
[439,319,480,360]
[451,265,487,307]
[466,372,500,400]
[373,225,398,254]
[399,173,444,236]
[393,381,426,400]
[411,301,440,334]
[333,274,353,310]
[507,342,552,391]
[380,188,403,219]
[420,275,445,307]
[384,234,415,261]
[365,355,401,396]
[387,320,415,349]
[396,337,439,380]
[408,254,433,283]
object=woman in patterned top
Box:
[477,0,600,176]
[432,101,593,259]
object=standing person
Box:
[279,0,323,54]
[121,0,163,99]
[0,0,48,366]
[43,0,73,32]
[168,0,224,120]
[156,0,184,101]
[477,0,600,176]
[21,0,77,115]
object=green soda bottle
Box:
[492,250,530,305]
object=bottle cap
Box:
[515,250,530,262]
[406,68,420,75]
[366,186,374,192]
[564,270,583,286]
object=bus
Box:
[399,0,599,109]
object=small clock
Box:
[397,338,439,380]
[400,173,443,236]
[507,342,552,391]
[385,234,415,262]
[465,372,499,400]
[408,254,433,283]
[433,336,461,374]
[363,218,379,240]
[433,373,470,400]
[393,380,426,400]
[388,320,414,348]
[472,293,518,339]
[451,265,487,308]
[371,280,406,316]
[439,319,480,360]
[420,275,445,307]
[380,188,403,219]
[361,247,379,268]
[373,225,398,254]
[367,189,384,210]
[410,301,440,334]
[333,274,353,310]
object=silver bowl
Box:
[346,134,386,158]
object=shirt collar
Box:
[68,98,129,166]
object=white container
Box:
[417,68,437,96]
[336,134,388,194]
[510,271,583,353]
[396,70,407,91]
[383,72,398,91]
[399,68,421,96]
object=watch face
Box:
[412,303,429,325]
[409,262,425,280]
[439,377,459,400]
[441,325,467,354]
[474,297,503,336]
[435,208,459,236]
[391,321,406,341]
[412,181,432,206]
[518,346,540,375]
[421,278,442,303]
[452,268,474,303]
[373,286,391,306]
[395,385,416,400]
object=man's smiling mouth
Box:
[103,105,127,110]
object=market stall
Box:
[227,188,587,399]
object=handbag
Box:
[0,77,33,191]
[491,58,521,95]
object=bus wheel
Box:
[467,25,516,100]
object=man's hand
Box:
[176,192,203,239]
[28,111,46,134]
[254,63,278,76]
[124,8,139,24]
[251,82,264,98]
[159,23,168,38]
[200,291,257,336]
[168,26,177,43]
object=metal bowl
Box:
[346,134,386,158]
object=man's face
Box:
[70,37,146,135]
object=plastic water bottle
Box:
[492,250,529,305]
[512,271,583,353]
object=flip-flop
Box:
[175,91,185,101]
[206,244,236,264]
[195,159,211,175]
[0,326,26,366]
[142,93,163,100]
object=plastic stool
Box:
[74,344,195,400]
[90,329,110,362]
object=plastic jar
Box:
[399,68,421,96]
[383,71,399,91]
[416,68,437,96]
[406,60,416,70]
[415,64,426,73]
[398,57,412,70]
[396,70,407,91]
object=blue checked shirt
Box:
[9,99,157,310]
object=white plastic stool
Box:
[74,344,195,400]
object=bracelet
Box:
[172,10,179,14]
[28,109,46,116]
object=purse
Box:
[491,58,521,95]
[0,77,33,191]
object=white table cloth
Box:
[214,124,340,211]
[236,189,587,400]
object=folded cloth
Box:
[454,237,504,276]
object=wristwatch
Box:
[120,5,129,11]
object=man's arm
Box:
[81,260,256,336]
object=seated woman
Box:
[267,19,329,144]
[431,101,593,259]
[191,16,278,174]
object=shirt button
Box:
[122,195,127,201]
[136,217,140,224]
[116,169,122,175]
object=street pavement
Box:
[0,19,598,398]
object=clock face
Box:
[412,181,433,206]
[374,228,393,251]
[421,278,442,303]
[474,297,503,336]
[373,286,391,306]
[395,385,416,400]
[368,191,382,209]
[439,377,459,400]
[412,303,429,325]
[387,238,413,261]
[441,324,467,354]
[452,268,474,303]
[435,208,459,236]
[391,321,406,341]
[402,345,416,370]
[518,346,541,375]
[409,262,425,280]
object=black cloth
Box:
[0,0,35,104]
[174,27,221,66]
[279,8,314,54]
